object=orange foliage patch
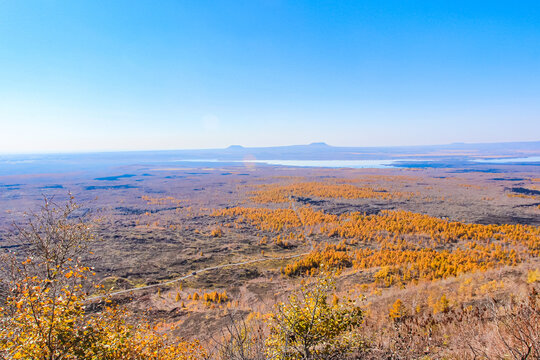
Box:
[248,182,410,203]
[213,206,540,255]
[281,242,520,284]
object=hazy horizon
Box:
[0,139,539,156]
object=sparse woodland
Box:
[1,175,539,359]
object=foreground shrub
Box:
[0,197,206,360]
[0,264,207,359]
[265,273,365,359]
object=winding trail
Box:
[86,252,307,302]
[87,198,313,303]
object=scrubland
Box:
[1,164,539,359]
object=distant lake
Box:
[243,159,402,168]
[177,159,406,168]
[472,156,540,163]
[1,153,539,176]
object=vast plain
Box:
[1,143,539,358]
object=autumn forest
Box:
[1,163,539,359]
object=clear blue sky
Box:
[1,1,539,153]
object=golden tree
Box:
[0,196,206,360]
[388,299,407,321]
[265,273,365,359]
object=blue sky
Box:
[0,1,539,153]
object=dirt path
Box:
[87,198,312,303]
[86,251,307,302]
